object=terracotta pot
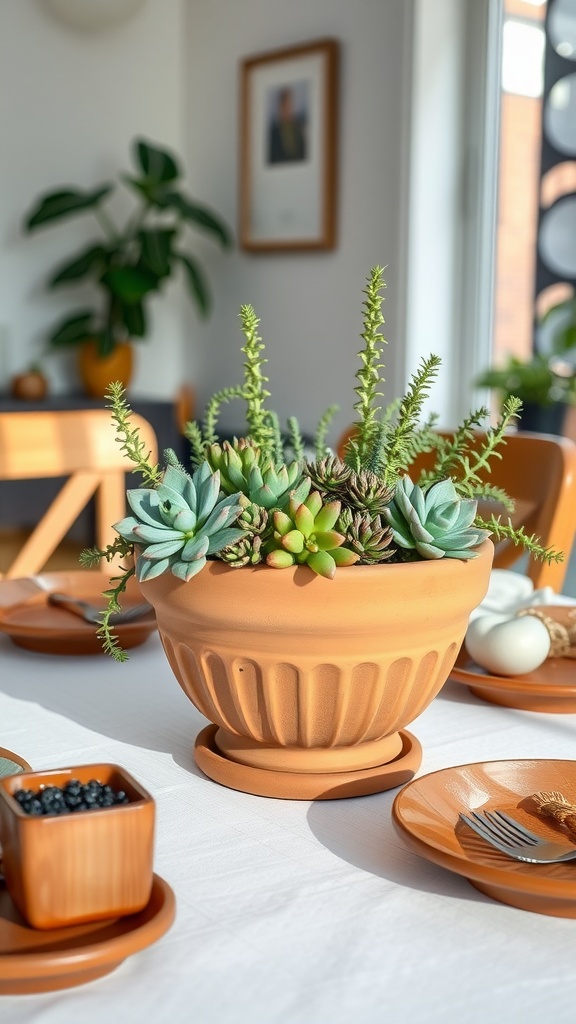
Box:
[78,340,133,398]
[10,370,48,401]
[139,541,493,799]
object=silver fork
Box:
[459,809,576,863]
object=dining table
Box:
[2,619,576,1024]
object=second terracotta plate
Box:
[449,606,576,712]
[392,758,576,916]
[0,572,156,655]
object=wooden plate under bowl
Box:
[0,571,156,655]
[393,758,576,917]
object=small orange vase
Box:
[78,340,133,398]
[139,541,494,799]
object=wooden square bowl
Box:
[0,763,155,930]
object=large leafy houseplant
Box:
[81,267,561,799]
[23,138,232,358]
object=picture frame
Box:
[239,38,339,252]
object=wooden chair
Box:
[0,409,158,579]
[336,427,576,592]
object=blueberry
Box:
[11,778,131,814]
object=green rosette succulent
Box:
[384,476,490,560]
[113,462,245,582]
[206,439,308,509]
[266,491,360,579]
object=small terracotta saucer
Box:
[0,874,175,995]
[393,758,576,917]
[450,648,576,713]
[194,725,422,800]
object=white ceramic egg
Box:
[464,612,551,676]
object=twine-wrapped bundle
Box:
[531,791,576,839]
[518,608,576,659]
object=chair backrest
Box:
[0,409,158,579]
[336,427,576,592]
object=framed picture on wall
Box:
[239,38,339,252]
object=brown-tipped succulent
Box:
[220,496,270,567]
[306,455,352,495]
[337,507,395,565]
[337,467,395,516]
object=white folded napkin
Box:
[470,569,576,622]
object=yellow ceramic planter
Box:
[140,541,493,799]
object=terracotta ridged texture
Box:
[140,541,493,779]
[0,764,155,930]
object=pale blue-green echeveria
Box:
[113,462,245,582]
[383,476,490,560]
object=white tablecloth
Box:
[2,629,576,1024]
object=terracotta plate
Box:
[392,759,576,916]
[0,873,175,994]
[0,572,156,655]
[449,606,576,712]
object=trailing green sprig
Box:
[314,404,339,460]
[183,419,205,467]
[446,396,522,499]
[239,304,275,455]
[287,416,305,462]
[105,382,161,486]
[201,386,245,448]
[351,266,387,462]
[478,514,564,565]
[380,355,442,486]
[79,535,133,569]
[96,565,137,663]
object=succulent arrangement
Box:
[82,266,562,659]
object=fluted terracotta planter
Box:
[139,540,493,799]
[78,340,133,398]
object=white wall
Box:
[0,0,188,396]
[183,0,414,443]
[2,0,484,449]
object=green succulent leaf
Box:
[306,550,337,579]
